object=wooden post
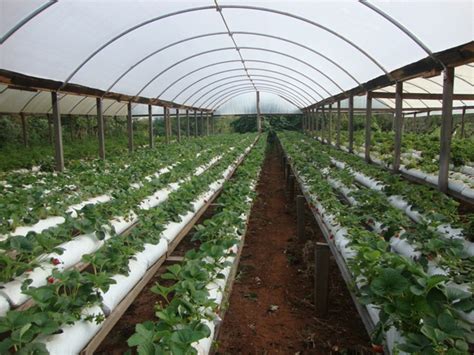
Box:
[348,95,354,153]
[328,104,332,145]
[51,92,64,171]
[176,109,181,142]
[211,112,215,135]
[200,111,204,136]
[314,243,330,317]
[336,100,341,147]
[393,82,403,171]
[96,98,105,159]
[365,92,372,163]
[186,109,190,137]
[148,104,154,148]
[20,112,28,147]
[256,91,262,132]
[460,106,466,139]
[47,113,53,145]
[206,112,209,136]
[321,106,326,143]
[296,195,306,242]
[288,174,295,201]
[194,110,198,136]
[426,110,431,132]
[438,67,454,193]
[127,102,133,152]
[164,107,170,144]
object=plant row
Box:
[279,132,473,354]
[0,134,260,354]
[127,135,266,354]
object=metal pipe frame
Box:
[214,89,301,111]
[191,77,314,107]
[202,83,308,109]
[209,86,303,110]
[172,67,323,102]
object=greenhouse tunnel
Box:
[0,0,473,354]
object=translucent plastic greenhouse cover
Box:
[0,0,472,115]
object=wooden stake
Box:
[20,112,28,147]
[127,102,133,152]
[393,82,403,171]
[186,109,190,137]
[348,96,354,153]
[51,92,64,171]
[176,109,181,142]
[148,104,154,148]
[314,242,329,317]
[365,93,372,163]
[336,101,341,147]
[296,195,306,242]
[438,67,454,193]
[96,98,105,159]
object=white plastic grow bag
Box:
[100,259,148,314]
[133,239,168,269]
[38,305,105,355]
[0,294,9,317]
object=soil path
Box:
[216,138,370,354]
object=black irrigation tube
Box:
[274,135,376,338]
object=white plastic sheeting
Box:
[0,0,473,114]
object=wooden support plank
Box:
[288,174,295,201]
[336,100,341,147]
[328,104,332,145]
[369,91,474,101]
[194,110,198,136]
[96,98,105,159]
[186,109,190,137]
[20,112,28,147]
[148,104,154,148]
[304,41,474,110]
[393,82,404,171]
[314,243,330,317]
[460,106,466,139]
[127,102,133,152]
[164,107,170,144]
[256,91,262,132]
[438,67,455,193]
[348,95,354,153]
[176,109,181,142]
[296,195,306,242]
[365,93,372,163]
[51,92,64,171]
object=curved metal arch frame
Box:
[105,30,361,98]
[212,88,302,111]
[213,87,303,111]
[56,4,390,89]
[130,46,338,101]
[204,83,307,109]
[159,59,327,100]
[186,74,317,105]
[172,67,322,102]
[192,78,312,107]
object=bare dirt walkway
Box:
[216,137,371,354]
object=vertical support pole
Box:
[176,109,181,142]
[96,98,105,159]
[164,107,170,144]
[393,82,403,171]
[199,111,204,136]
[194,110,198,136]
[211,112,215,135]
[47,113,53,145]
[348,95,354,153]
[296,195,305,242]
[438,67,454,193]
[148,104,154,148]
[51,92,64,171]
[20,112,28,147]
[256,91,262,132]
[460,106,466,139]
[314,243,329,317]
[328,104,332,145]
[336,100,341,147]
[321,106,326,142]
[426,110,431,132]
[186,109,190,137]
[288,174,295,201]
[365,92,372,163]
[206,112,209,136]
[127,102,134,152]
